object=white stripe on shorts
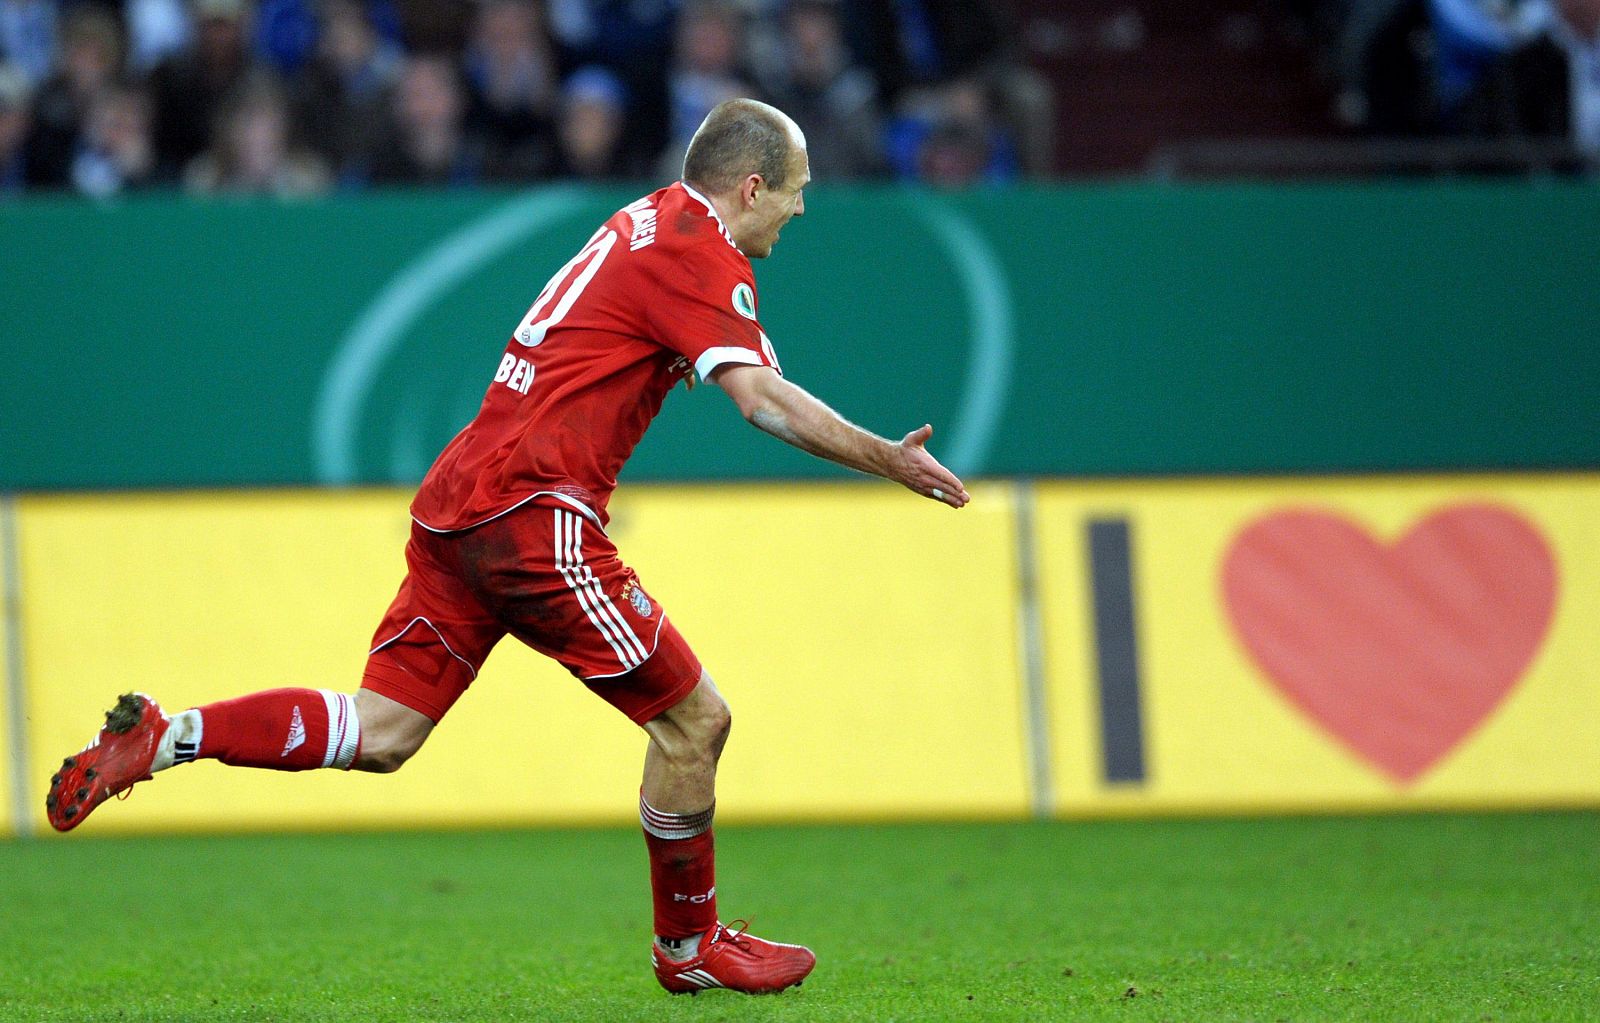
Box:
[560,510,642,665]
[555,509,645,671]
[562,511,648,662]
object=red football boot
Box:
[652,920,816,995]
[45,693,169,833]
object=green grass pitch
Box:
[3,812,1596,1022]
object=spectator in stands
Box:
[1422,0,1560,128]
[251,0,318,73]
[857,0,1004,98]
[368,54,482,187]
[0,0,55,87]
[126,0,195,73]
[0,60,30,195]
[1347,0,1437,133]
[295,0,403,184]
[185,73,330,195]
[888,75,1019,187]
[547,0,677,69]
[658,1,756,178]
[150,0,259,178]
[253,0,400,75]
[25,5,121,187]
[464,0,559,181]
[389,0,472,61]
[856,0,1052,179]
[1338,0,1541,134]
[1461,0,1600,154]
[547,0,678,174]
[553,64,627,179]
[71,80,159,197]
[759,0,884,179]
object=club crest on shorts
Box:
[622,580,653,618]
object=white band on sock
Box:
[639,794,715,840]
[152,709,203,773]
[319,691,360,770]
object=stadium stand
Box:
[0,0,1593,195]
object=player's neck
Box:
[681,182,748,254]
[683,181,733,222]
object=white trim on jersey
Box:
[554,509,651,672]
[368,616,479,679]
[694,346,765,383]
[412,489,603,536]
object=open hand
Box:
[893,424,970,508]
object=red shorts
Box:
[362,498,702,725]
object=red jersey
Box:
[411,182,781,532]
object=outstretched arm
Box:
[713,364,970,508]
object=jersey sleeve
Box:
[644,241,782,382]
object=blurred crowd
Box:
[5,0,1588,199]
[0,0,1053,198]
[1301,0,1600,149]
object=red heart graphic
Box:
[1221,504,1557,784]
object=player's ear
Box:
[741,173,763,210]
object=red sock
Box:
[194,688,361,771]
[641,793,718,939]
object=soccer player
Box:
[44,98,970,995]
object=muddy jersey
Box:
[410,182,781,532]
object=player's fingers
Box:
[903,423,933,448]
[926,482,969,507]
[928,466,966,496]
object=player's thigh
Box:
[362,524,506,725]
[465,501,704,726]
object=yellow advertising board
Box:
[611,483,1027,822]
[14,483,1024,835]
[0,506,13,837]
[9,474,1598,836]
[1033,474,1600,815]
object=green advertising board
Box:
[2,182,1596,490]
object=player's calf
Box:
[349,688,434,773]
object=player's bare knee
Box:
[705,702,731,761]
[645,674,730,768]
[681,690,730,762]
[650,706,727,771]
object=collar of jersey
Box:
[678,181,744,255]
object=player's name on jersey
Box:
[624,197,658,252]
[493,353,536,395]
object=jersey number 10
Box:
[512,227,620,349]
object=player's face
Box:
[745,146,809,259]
